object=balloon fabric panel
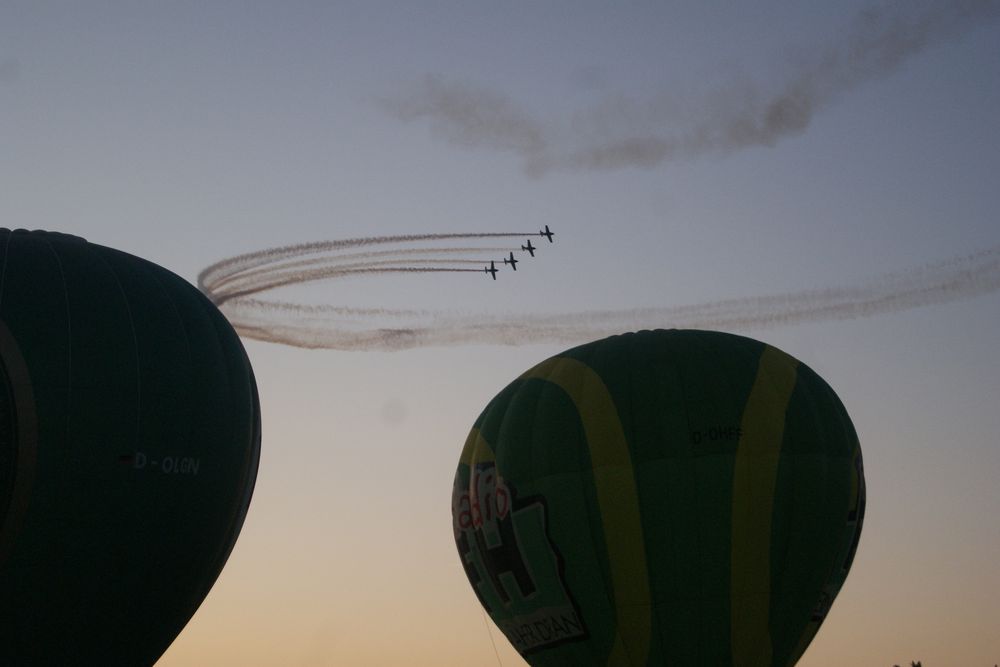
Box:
[0,229,260,665]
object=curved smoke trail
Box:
[199,233,1000,351]
[212,246,514,293]
[199,232,536,305]
[199,232,534,288]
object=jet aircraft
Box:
[503,252,518,271]
[539,225,554,242]
[484,261,498,280]
[521,239,536,256]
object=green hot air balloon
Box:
[0,229,260,665]
[452,330,864,666]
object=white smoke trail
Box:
[198,232,535,292]
[212,246,515,292]
[199,232,536,305]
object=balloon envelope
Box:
[452,330,864,666]
[0,229,260,665]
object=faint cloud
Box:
[569,64,609,92]
[379,397,407,427]
[0,58,20,84]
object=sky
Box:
[2,1,1000,665]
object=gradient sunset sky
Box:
[2,2,999,665]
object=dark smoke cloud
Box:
[378,76,547,157]
[200,234,1000,351]
[379,1,1000,175]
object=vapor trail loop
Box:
[199,234,1000,351]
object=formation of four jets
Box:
[484,225,554,280]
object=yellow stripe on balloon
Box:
[459,427,496,467]
[730,346,799,666]
[523,356,651,667]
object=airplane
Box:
[539,225,554,243]
[503,251,518,271]
[521,239,536,256]
[484,261,498,280]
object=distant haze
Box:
[0,57,20,84]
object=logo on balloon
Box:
[453,462,511,533]
[453,462,588,654]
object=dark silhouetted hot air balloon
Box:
[0,229,260,665]
[452,330,864,666]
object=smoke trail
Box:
[379,1,1000,174]
[200,235,1000,351]
[199,232,535,305]
[211,246,513,293]
[214,266,483,305]
[198,232,534,291]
